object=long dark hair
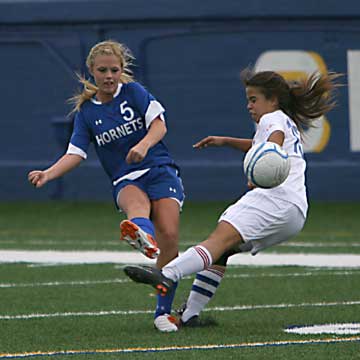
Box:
[241,68,342,133]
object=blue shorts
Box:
[113,165,185,210]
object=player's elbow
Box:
[162,123,167,135]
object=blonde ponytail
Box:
[68,74,98,113]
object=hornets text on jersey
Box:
[66,82,177,185]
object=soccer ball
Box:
[243,141,291,189]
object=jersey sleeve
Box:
[66,111,90,159]
[129,82,166,129]
[258,112,286,140]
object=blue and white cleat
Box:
[154,314,179,332]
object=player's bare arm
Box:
[267,130,285,146]
[28,154,83,188]
[194,136,252,152]
[193,136,226,149]
[126,117,166,164]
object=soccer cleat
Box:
[181,315,202,327]
[181,315,218,327]
[123,265,175,296]
[120,220,160,259]
[154,314,179,332]
[177,302,218,328]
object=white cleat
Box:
[120,220,160,259]
[154,314,179,332]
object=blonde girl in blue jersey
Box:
[28,40,184,332]
[124,69,341,327]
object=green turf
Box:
[0,201,359,252]
[0,201,359,359]
[0,264,359,358]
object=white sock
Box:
[182,266,225,322]
[162,246,213,282]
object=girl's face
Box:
[90,54,122,103]
[245,86,279,123]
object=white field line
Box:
[1,337,360,359]
[0,278,128,288]
[1,250,360,267]
[224,270,360,278]
[173,241,360,248]
[285,323,360,335]
[1,239,359,247]
[281,241,360,248]
[1,270,360,289]
[1,300,360,321]
[0,240,120,246]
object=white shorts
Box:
[218,190,306,255]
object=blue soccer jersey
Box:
[67,82,177,185]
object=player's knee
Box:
[157,228,178,254]
[158,226,178,243]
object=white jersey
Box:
[251,110,308,217]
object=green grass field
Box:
[0,201,359,359]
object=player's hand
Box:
[126,143,148,164]
[28,170,49,188]
[193,136,226,149]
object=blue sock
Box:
[130,217,174,317]
[130,217,155,237]
[155,282,178,318]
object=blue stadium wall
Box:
[1,0,360,201]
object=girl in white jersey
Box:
[123,69,342,327]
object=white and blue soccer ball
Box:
[243,141,291,189]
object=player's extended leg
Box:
[162,221,243,282]
[118,185,160,259]
[124,221,243,295]
[151,198,181,332]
